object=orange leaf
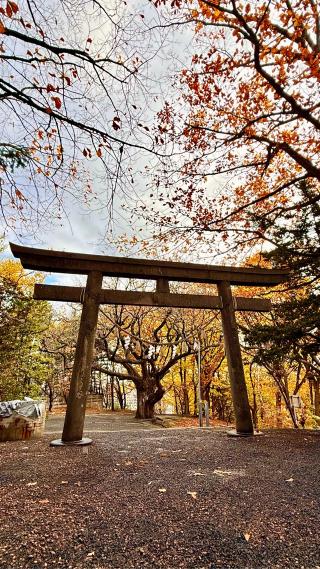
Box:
[96,148,102,158]
[15,189,24,200]
[0,20,5,33]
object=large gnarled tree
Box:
[94,303,219,419]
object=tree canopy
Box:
[145,0,320,255]
[0,0,164,232]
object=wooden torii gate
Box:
[10,243,289,445]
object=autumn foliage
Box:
[152,0,320,250]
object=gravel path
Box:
[0,427,319,569]
[45,413,164,435]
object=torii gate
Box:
[10,243,289,445]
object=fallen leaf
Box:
[213,469,233,477]
[187,491,197,499]
[192,472,206,477]
[61,480,68,484]
[243,533,250,542]
[86,552,95,557]
[38,499,49,504]
[27,482,37,486]
[285,477,294,482]
[158,488,166,493]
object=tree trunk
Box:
[110,378,115,411]
[314,380,320,416]
[276,390,282,428]
[135,383,165,419]
[136,392,153,419]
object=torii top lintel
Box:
[10,243,289,287]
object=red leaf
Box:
[8,1,19,14]
[5,2,12,17]
[46,84,55,93]
[112,116,121,131]
[0,20,5,33]
[51,96,61,109]
[96,148,102,158]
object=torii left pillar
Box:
[51,271,103,446]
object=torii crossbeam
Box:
[10,243,289,444]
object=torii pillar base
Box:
[227,430,264,438]
[50,437,93,447]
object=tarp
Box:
[0,398,43,419]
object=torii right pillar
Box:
[217,281,254,435]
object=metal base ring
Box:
[50,437,93,447]
[227,429,264,438]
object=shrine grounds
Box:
[0,415,319,569]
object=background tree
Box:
[94,303,219,419]
[41,308,79,410]
[0,256,52,400]
[241,289,319,428]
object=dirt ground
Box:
[0,415,319,569]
